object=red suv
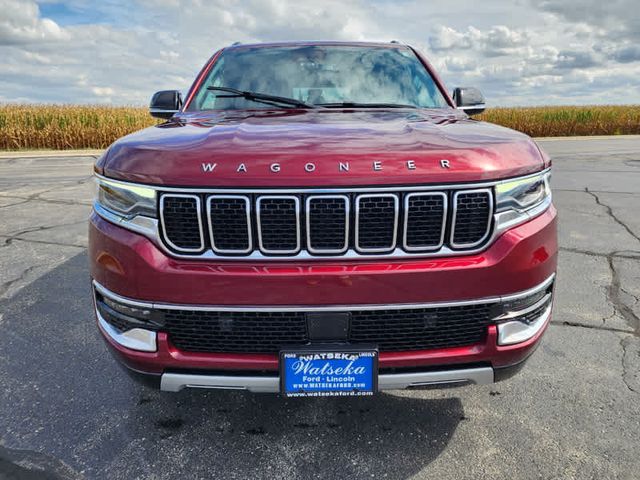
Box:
[90,41,556,397]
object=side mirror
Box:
[149,90,183,119]
[452,87,485,116]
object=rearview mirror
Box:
[149,90,183,119]
[452,87,485,116]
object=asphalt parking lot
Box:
[0,136,639,480]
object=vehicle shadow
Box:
[0,252,464,480]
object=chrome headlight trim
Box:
[93,201,159,239]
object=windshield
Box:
[188,45,449,111]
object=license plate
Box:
[280,348,378,397]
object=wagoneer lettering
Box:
[202,159,453,174]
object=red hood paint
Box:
[99,108,544,187]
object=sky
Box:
[1,0,639,107]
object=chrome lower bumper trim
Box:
[97,310,157,352]
[159,366,494,393]
[161,374,279,393]
[378,367,494,389]
[497,302,553,346]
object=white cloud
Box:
[0,0,69,45]
[429,26,472,51]
[532,0,640,40]
[445,57,478,72]
[0,0,637,106]
[91,86,115,96]
[430,25,530,58]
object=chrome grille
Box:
[158,187,494,259]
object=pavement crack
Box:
[555,188,640,195]
[621,287,639,305]
[2,219,87,244]
[601,307,619,326]
[585,187,640,245]
[562,242,640,336]
[0,195,92,207]
[0,199,31,209]
[550,320,632,334]
[0,444,82,480]
[0,175,93,207]
[559,247,640,260]
[570,190,640,336]
[620,336,639,395]
[0,264,41,299]
[606,254,640,336]
[0,236,86,249]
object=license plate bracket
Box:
[280,346,378,398]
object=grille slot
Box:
[451,189,493,248]
[160,195,204,252]
[256,196,300,254]
[161,303,494,354]
[355,194,399,253]
[207,196,252,254]
[403,193,447,251]
[306,195,349,254]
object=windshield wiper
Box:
[207,86,315,109]
[316,102,417,109]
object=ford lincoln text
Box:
[90,41,557,396]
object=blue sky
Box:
[1,0,639,106]
[38,2,110,25]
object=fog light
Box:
[500,289,547,314]
[96,293,164,329]
[103,297,154,321]
[497,294,553,346]
[93,284,161,352]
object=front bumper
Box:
[94,273,554,391]
[90,205,557,391]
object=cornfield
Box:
[478,105,640,138]
[0,104,638,151]
[0,105,157,151]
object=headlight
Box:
[95,177,157,219]
[496,171,551,213]
[495,170,551,231]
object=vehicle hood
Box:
[99,109,545,187]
